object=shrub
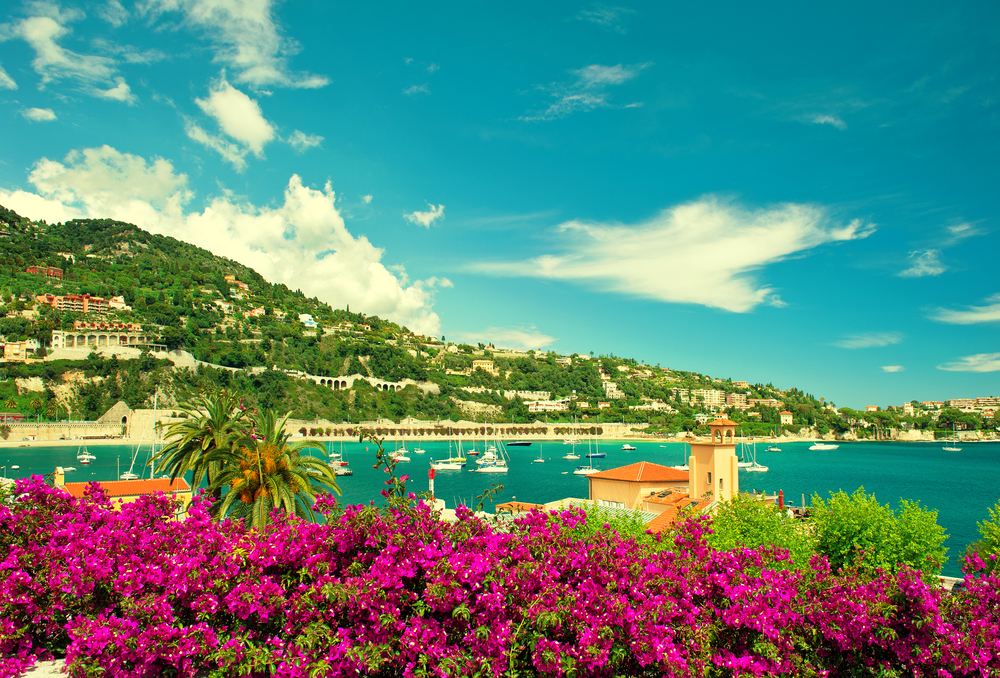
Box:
[811,487,948,579]
[707,493,815,570]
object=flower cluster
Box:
[1,475,998,677]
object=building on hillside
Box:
[732,381,750,389]
[920,401,944,409]
[726,393,748,407]
[73,321,143,332]
[108,295,132,311]
[54,469,193,518]
[691,389,726,408]
[779,411,793,425]
[471,360,498,376]
[50,327,159,350]
[35,293,109,314]
[603,381,625,399]
[26,265,63,279]
[2,341,31,362]
[587,461,689,511]
[526,399,570,413]
[298,314,318,328]
[946,399,977,411]
[0,412,25,423]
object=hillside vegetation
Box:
[0,204,935,436]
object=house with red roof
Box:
[54,467,193,518]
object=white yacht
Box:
[621,444,636,450]
[808,442,840,450]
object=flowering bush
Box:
[1,475,998,677]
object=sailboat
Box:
[573,450,600,475]
[671,442,690,471]
[745,438,768,472]
[586,436,606,458]
[563,416,581,445]
[77,444,95,465]
[430,439,467,470]
[532,444,545,463]
[942,424,962,452]
[766,430,781,452]
[562,439,580,460]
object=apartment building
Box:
[26,265,63,279]
[691,389,726,407]
[35,293,109,314]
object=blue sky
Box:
[1,0,997,408]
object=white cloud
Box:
[95,75,137,104]
[404,203,445,228]
[931,294,1000,325]
[834,332,903,349]
[91,37,168,64]
[98,0,129,27]
[361,195,372,204]
[0,146,443,335]
[21,107,57,121]
[945,222,983,244]
[195,78,274,155]
[810,114,847,129]
[2,10,135,100]
[937,353,1000,373]
[426,63,439,73]
[0,63,17,89]
[881,365,904,373]
[475,197,874,313]
[575,4,636,34]
[451,326,556,352]
[139,0,329,89]
[184,122,249,171]
[898,249,945,277]
[187,78,276,168]
[403,84,429,96]
[521,62,650,121]
[287,130,323,153]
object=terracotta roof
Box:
[589,461,688,483]
[646,507,679,533]
[709,417,737,426]
[62,477,191,499]
[495,501,543,513]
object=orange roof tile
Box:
[709,417,737,426]
[646,507,679,533]
[62,477,191,499]
[589,461,688,483]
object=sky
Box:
[0,0,997,409]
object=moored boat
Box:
[808,442,839,450]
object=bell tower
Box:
[688,418,739,501]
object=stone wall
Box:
[3,421,126,442]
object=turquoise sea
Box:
[4,439,997,578]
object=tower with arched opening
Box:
[687,417,739,501]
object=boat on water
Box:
[333,466,354,476]
[390,451,411,463]
[942,444,962,452]
[77,444,95,465]
[809,442,840,450]
[472,430,509,473]
[621,444,636,450]
[430,440,467,470]
[942,424,962,452]
[532,445,545,463]
[587,452,606,458]
[507,441,532,447]
[413,447,426,454]
[766,444,782,452]
[62,466,76,472]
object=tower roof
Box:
[709,417,737,426]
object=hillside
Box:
[0,204,846,434]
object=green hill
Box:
[0,204,845,434]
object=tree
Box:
[708,494,815,570]
[154,390,247,495]
[811,488,948,580]
[208,408,339,528]
[29,398,42,422]
[964,499,1000,575]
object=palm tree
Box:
[3,398,16,412]
[154,390,247,495]
[208,408,340,529]
[29,398,42,422]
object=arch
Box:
[77,334,86,346]
[88,334,97,346]
[714,429,722,443]
[725,429,733,443]
[121,415,128,425]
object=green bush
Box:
[965,499,1000,574]
[708,494,815,570]
[811,487,947,580]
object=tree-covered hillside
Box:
[6,203,975,438]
